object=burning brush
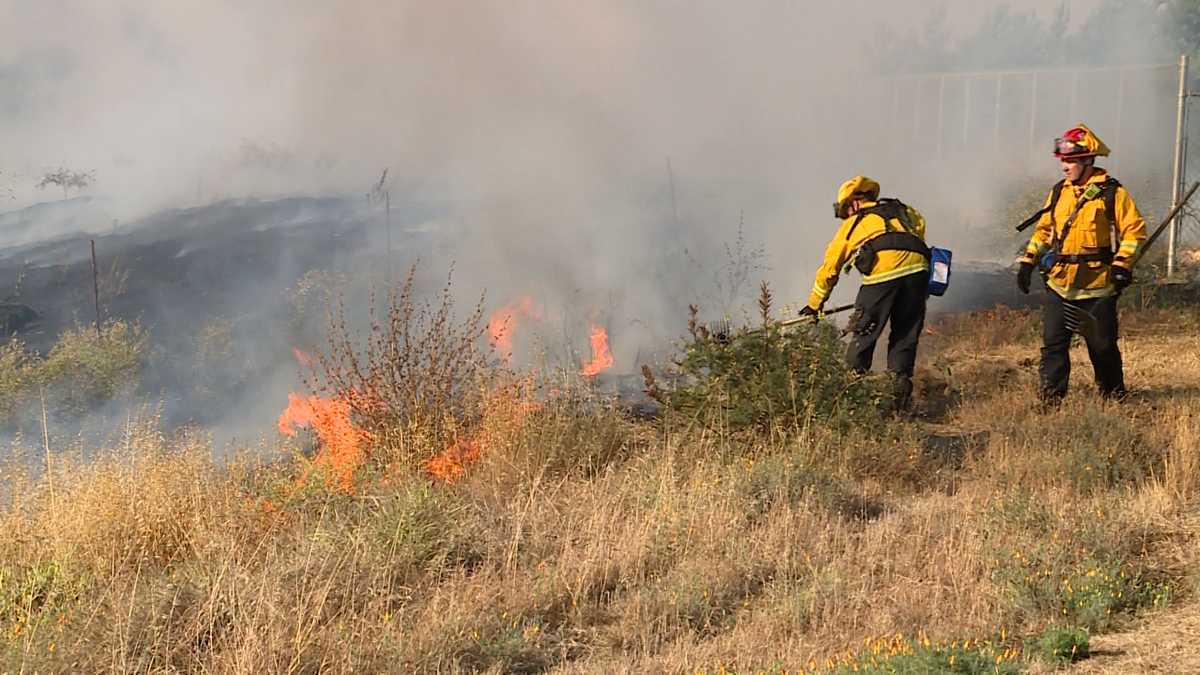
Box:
[488,296,543,365]
[278,392,370,492]
[581,324,615,377]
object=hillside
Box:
[0,195,433,433]
[0,195,1042,441]
[0,281,1197,673]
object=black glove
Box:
[1111,265,1133,292]
[798,305,819,321]
[1017,261,1034,295]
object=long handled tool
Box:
[1131,181,1199,268]
[1061,181,1198,341]
[776,302,856,329]
[716,302,855,341]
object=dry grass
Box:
[1066,594,1200,674]
[1,305,1199,673]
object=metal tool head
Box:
[1060,299,1102,343]
[706,318,734,344]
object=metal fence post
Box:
[963,76,971,148]
[1112,68,1125,175]
[912,76,922,144]
[1169,54,1190,278]
[1069,70,1079,122]
[993,75,1003,153]
[1028,71,1039,161]
[936,75,946,160]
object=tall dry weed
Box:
[1157,407,1200,503]
[306,264,491,471]
[0,301,1198,673]
[6,421,244,578]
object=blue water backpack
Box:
[927,247,952,297]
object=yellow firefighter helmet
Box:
[1054,123,1111,158]
[833,175,880,219]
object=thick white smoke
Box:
[0,0,1184,369]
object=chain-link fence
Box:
[1178,200,1200,258]
[877,63,1178,183]
[874,60,1199,261]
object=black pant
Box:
[846,272,928,382]
[1040,291,1125,399]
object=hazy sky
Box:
[0,0,1177,352]
[0,0,1110,212]
[949,0,1101,29]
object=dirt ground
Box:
[1065,602,1200,673]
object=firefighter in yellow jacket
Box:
[1016,123,1147,401]
[800,176,930,411]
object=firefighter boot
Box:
[891,373,914,416]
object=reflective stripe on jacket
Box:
[806,200,928,310]
[1020,169,1147,300]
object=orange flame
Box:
[278,392,370,492]
[292,347,313,367]
[426,437,481,483]
[580,324,614,377]
[426,378,540,483]
[488,296,542,364]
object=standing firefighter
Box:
[1016,123,1147,402]
[800,176,930,412]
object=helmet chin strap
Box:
[1066,158,1095,183]
[1078,159,1096,183]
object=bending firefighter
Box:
[1016,123,1147,401]
[801,176,930,411]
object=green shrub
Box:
[0,321,147,426]
[1039,404,1154,493]
[0,560,87,641]
[287,268,347,337]
[39,321,147,418]
[0,340,36,423]
[824,641,1021,675]
[459,620,554,674]
[191,317,249,404]
[988,496,1171,631]
[369,480,478,572]
[716,634,1022,674]
[1026,625,1089,665]
[1055,560,1170,630]
[645,284,890,435]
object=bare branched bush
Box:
[34,167,95,200]
[683,214,769,316]
[287,268,347,336]
[306,264,491,466]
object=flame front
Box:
[426,378,540,483]
[488,296,542,364]
[278,392,369,492]
[426,437,481,483]
[580,324,614,377]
